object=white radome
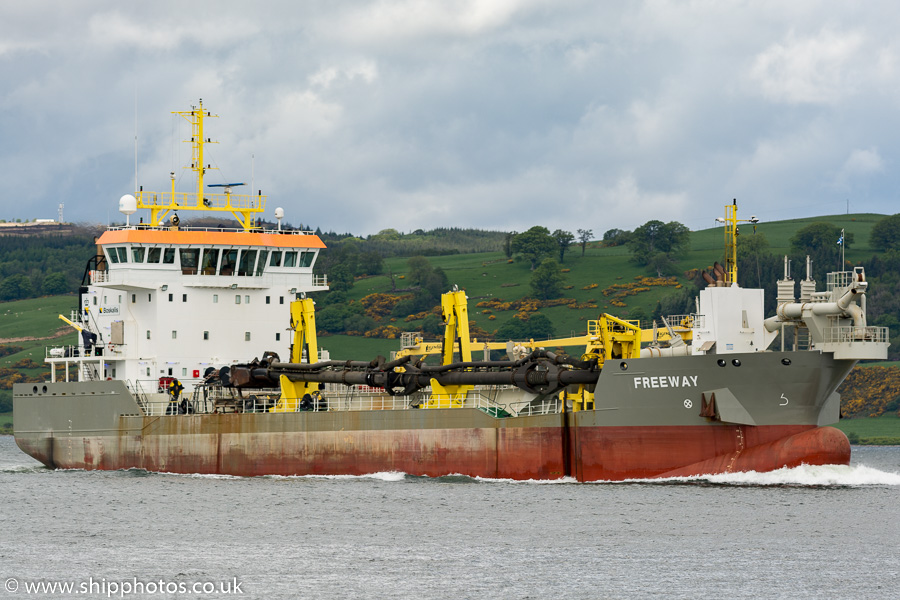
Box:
[119,194,138,215]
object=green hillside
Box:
[1,213,892,362]
[320,212,893,358]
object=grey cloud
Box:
[1,1,898,235]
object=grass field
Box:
[833,415,900,445]
[0,213,889,358]
[329,212,890,353]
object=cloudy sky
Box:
[2,1,898,235]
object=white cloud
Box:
[87,10,259,50]
[2,1,900,230]
[748,28,866,105]
[842,147,885,175]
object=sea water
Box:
[0,436,898,600]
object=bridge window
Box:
[220,249,237,276]
[201,248,219,275]
[180,248,199,275]
[132,247,145,262]
[108,249,119,264]
[283,251,297,268]
[163,248,175,264]
[147,247,161,263]
[269,251,282,267]
[256,250,268,275]
[115,247,128,263]
[238,250,257,276]
[299,251,315,268]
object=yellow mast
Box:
[718,199,759,286]
[174,99,217,204]
[134,100,266,231]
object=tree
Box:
[871,214,900,251]
[511,226,555,270]
[496,312,555,340]
[626,220,690,266]
[647,252,679,277]
[407,256,432,286]
[552,229,575,262]
[0,274,33,301]
[790,222,854,279]
[503,232,516,258]
[358,251,384,276]
[602,228,630,247]
[42,272,69,295]
[530,259,565,300]
[576,229,593,256]
[328,263,355,292]
[421,313,444,336]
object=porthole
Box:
[42,385,48,393]
[781,358,792,366]
[33,385,38,394]
[620,362,628,371]
[717,359,726,367]
[732,359,742,367]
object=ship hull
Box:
[13,369,851,481]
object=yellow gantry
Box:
[135,100,266,231]
[427,287,474,407]
[272,296,319,412]
[275,288,693,413]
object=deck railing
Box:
[823,325,890,344]
[144,385,534,418]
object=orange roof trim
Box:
[97,229,327,249]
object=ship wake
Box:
[616,463,900,487]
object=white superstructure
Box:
[46,100,329,395]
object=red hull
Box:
[17,418,850,482]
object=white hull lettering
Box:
[634,374,699,389]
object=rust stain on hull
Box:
[15,411,850,482]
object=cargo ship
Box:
[13,102,890,481]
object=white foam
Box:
[263,471,408,482]
[471,475,579,485]
[615,463,900,486]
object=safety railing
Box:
[508,397,563,416]
[105,224,318,236]
[90,269,109,283]
[826,271,854,292]
[148,385,525,418]
[823,326,890,344]
[46,345,110,359]
[126,379,151,413]
[665,314,704,329]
